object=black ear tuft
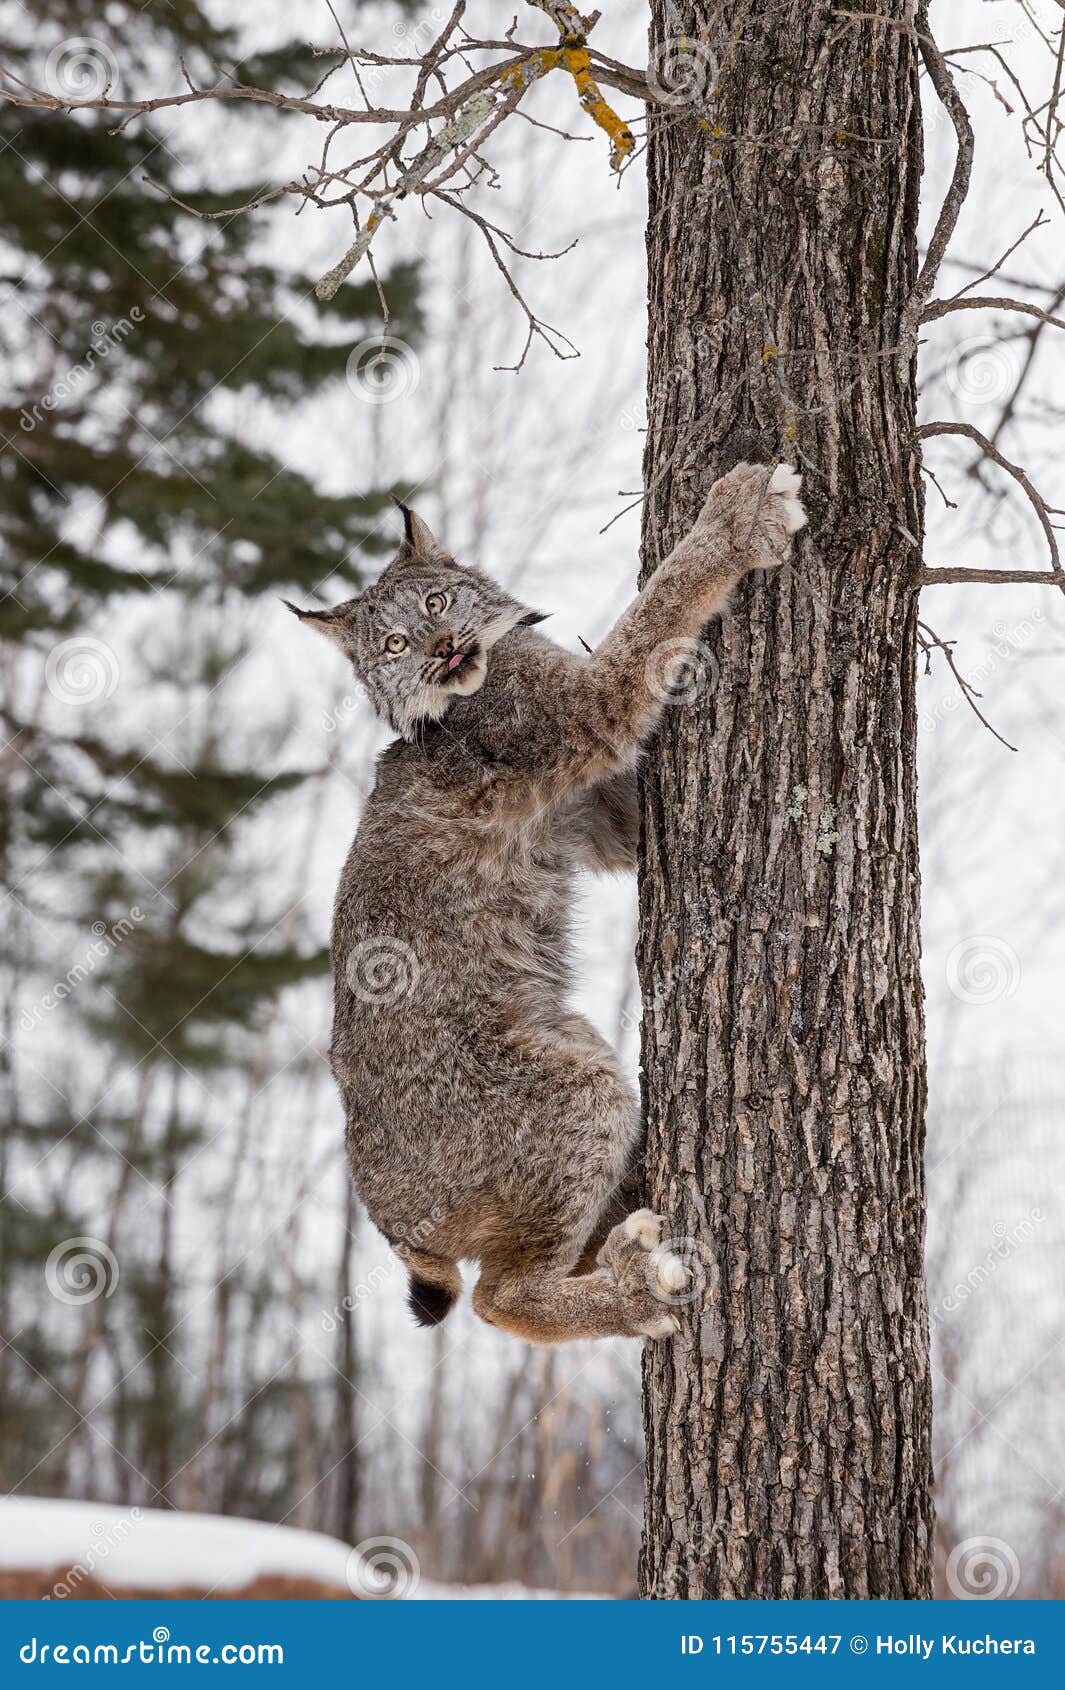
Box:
[282,599,351,647]
[391,493,414,545]
[519,610,549,627]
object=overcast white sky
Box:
[11,0,1064,1588]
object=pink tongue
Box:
[447,651,465,672]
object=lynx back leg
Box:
[473,1207,689,1345]
[472,1257,679,1345]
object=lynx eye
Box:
[384,633,408,655]
[425,592,448,616]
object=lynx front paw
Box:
[768,462,808,534]
[696,460,807,575]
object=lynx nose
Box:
[433,633,454,660]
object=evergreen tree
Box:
[0,0,420,1510]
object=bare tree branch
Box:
[920,566,1065,586]
[905,8,974,340]
[919,420,1065,595]
[939,209,1049,299]
[923,294,1065,329]
[0,1,643,317]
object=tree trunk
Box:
[637,0,933,1599]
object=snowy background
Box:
[2,0,1063,1598]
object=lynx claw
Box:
[599,1214,691,1337]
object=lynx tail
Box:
[399,1250,462,1328]
[408,1275,459,1327]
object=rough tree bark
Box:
[637,0,934,1598]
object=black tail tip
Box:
[408,1276,457,1328]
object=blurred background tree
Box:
[0,0,419,1517]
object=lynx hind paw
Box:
[635,1310,681,1340]
[768,462,807,534]
[601,1218,691,1336]
[650,1246,690,1296]
[623,1208,663,1250]
[614,1213,689,1295]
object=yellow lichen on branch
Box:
[316,7,632,299]
[560,45,634,169]
[499,47,563,90]
[501,43,633,170]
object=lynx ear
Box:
[282,599,354,650]
[393,497,440,561]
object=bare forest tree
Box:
[5,0,1063,1598]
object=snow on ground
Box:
[0,1497,351,1594]
[0,1499,607,1599]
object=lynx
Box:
[288,463,806,1343]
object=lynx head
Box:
[286,505,544,740]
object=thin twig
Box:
[917,619,1018,751]
[920,567,1065,586]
